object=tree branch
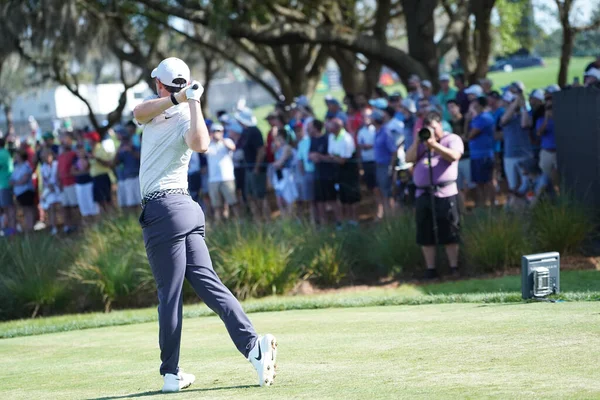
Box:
[437,0,471,57]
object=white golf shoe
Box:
[248,334,278,387]
[162,370,196,393]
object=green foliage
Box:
[462,210,532,272]
[0,235,76,319]
[529,197,596,254]
[495,0,524,54]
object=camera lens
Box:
[418,128,432,142]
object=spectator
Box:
[400,98,417,151]
[372,110,398,219]
[125,120,141,148]
[40,149,61,235]
[72,143,98,225]
[383,106,405,146]
[437,74,457,121]
[345,94,363,136]
[466,97,496,207]
[407,75,422,103]
[308,119,333,225]
[40,132,60,158]
[447,99,472,213]
[421,80,441,111]
[235,108,269,221]
[206,123,238,223]
[295,117,317,225]
[464,84,484,103]
[525,89,546,158]
[324,96,348,123]
[413,97,431,139]
[487,91,505,193]
[369,98,388,111]
[10,150,36,232]
[357,108,377,214]
[355,92,369,111]
[0,137,16,236]
[272,128,298,218]
[226,118,247,208]
[499,90,533,206]
[87,131,115,214]
[406,111,463,280]
[187,151,202,204]
[114,129,141,211]
[265,112,281,166]
[387,92,403,121]
[480,78,493,95]
[57,133,78,233]
[325,118,360,227]
[584,68,600,87]
[454,73,470,115]
[536,90,558,185]
[199,153,212,216]
[515,158,555,208]
[584,55,600,73]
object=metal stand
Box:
[427,149,439,246]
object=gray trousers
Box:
[140,194,258,375]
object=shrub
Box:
[209,223,297,300]
[529,197,596,254]
[0,235,76,319]
[65,217,153,312]
[462,210,532,273]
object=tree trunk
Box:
[328,48,366,95]
[364,61,382,97]
[4,104,13,133]
[401,0,439,82]
[558,27,573,87]
[472,0,496,81]
[456,24,476,83]
[201,55,215,116]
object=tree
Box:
[554,0,600,86]
[0,54,28,132]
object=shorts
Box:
[376,164,393,198]
[470,157,494,184]
[16,190,36,207]
[245,170,267,199]
[209,180,238,207]
[61,184,78,207]
[92,174,112,203]
[416,194,460,246]
[117,177,141,207]
[457,158,474,190]
[297,172,315,202]
[362,161,376,190]
[504,156,529,191]
[0,188,13,208]
[76,183,99,216]
[234,167,246,191]
[539,149,557,177]
[41,188,62,210]
[315,179,337,203]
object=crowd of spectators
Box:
[1,59,599,237]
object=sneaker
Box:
[162,370,195,393]
[248,334,278,387]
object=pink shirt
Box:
[412,132,464,198]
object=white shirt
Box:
[206,139,235,183]
[328,130,355,159]
[385,118,405,146]
[139,96,193,197]
[357,125,376,162]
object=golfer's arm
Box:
[133,97,176,125]
[185,100,210,153]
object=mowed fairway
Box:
[1,303,599,399]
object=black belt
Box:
[416,180,456,192]
[141,188,190,208]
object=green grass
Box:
[253,57,594,133]
[2,303,600,399]
[2,270,598,339]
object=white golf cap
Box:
[439,73,451,81]
[465,84,483,97]
[422,80,433,88]
[151,57,191,88]
[210,123,224,132]
[584,67,600,80]
[530,89,545,101]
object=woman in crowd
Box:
[10,150,36,232]
[40,149,62,235]
[272,128,298,217]
[71,143,98,226]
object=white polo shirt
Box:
[139,96,193,197]
[206,139,235,183]
[327,130,355,159]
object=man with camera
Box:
[406,111,464,280]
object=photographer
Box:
[406,111,464,280]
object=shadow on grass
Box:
[87,385,254,400]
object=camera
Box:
[418,127,433,142]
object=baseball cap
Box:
[401,98,417,114]
[369,98,389,110]
[511,81,526,93]
[584,68,600,80]
[439,73,451,81]
[502,91,516,103]
[465,84,483,97]
[530,89,545,101]
[487,90,501,100]
[210,123,224,132]
[151,57,191,88]
[325,95,340,106]
[545,84,560,94]
[408,74,421,83]
[234,108,257,127]
[389,91,402,100]
[371,109,385,122]
[422,80,433,89]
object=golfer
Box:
[133,57,277,393]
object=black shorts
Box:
[16,190,36,207]
[416,194,460,246]
[93,173,112,203]
[362,161,376,189]
[471,157,494,184]
[234,167,246,191]
[315,179,337,203]
[339,177,361,204]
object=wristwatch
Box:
[170,93,179,106]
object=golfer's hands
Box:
[186,81,204,102]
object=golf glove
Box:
[186,81,204,102]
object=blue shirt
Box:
[297,136,315,173]
[492,107,505,153]
[536,117,556,150]
[374,127,397,165]
[469,112,495,160]
[116,147,140,179]
[11,162,34,196]
[403,116,415,150]
[502,115,533,158]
